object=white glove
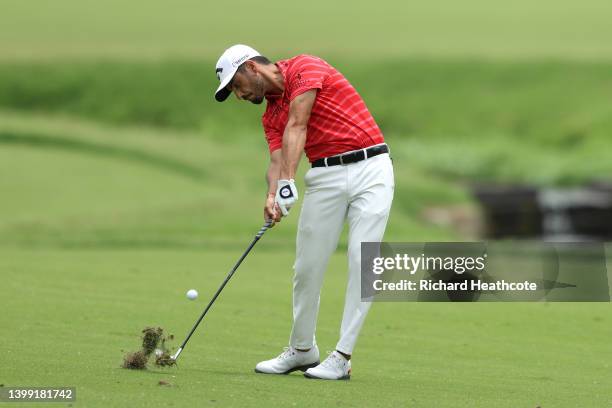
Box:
[275,179,298,216]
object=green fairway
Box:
[2,249,611,407]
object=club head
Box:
[170,347,183,361]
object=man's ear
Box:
[245,60,258,74]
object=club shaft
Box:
[173,221,272,360]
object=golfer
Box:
[214,45,394,380]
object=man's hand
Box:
[275,179,298,216]
[264,193,282,225]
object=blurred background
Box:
[1,0,611,248]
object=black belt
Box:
[311,144,389,168]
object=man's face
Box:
[228,63,265,105]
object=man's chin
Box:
[250,97,264,105]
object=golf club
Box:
[171,220,273,361]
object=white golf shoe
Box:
[304,351,351,380]
[254,346,320,375]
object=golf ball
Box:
[186,289,198,300]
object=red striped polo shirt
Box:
[262,55,384,162]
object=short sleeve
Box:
[286,56,329,101]
[263,122,283,153]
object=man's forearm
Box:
[280,124,307,179]
[266,162,280,196]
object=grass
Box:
[0,107,465,250]
[0,130,459,248]
[1,249,611,407]
[1,0,612,61]
[2,59,612,139]
[1,101,607,406]
[0,59,611,185]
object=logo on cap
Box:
[232,54,249,67]
[215,67,223,81]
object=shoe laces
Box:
[321,351,344,369]
[277,347,296,361]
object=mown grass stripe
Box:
[0,131,207,182]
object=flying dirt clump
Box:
[122,350,148,369]
[122,327,176,369]
[142,327,163,356]
[154,333,176,367]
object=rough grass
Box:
[0,59,611,140]
[0,59,611,186]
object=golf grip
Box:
[172,220,273,361]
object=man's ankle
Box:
[336,350,351,360]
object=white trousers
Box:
[289,151,394,354]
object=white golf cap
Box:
[214,44,261,102]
